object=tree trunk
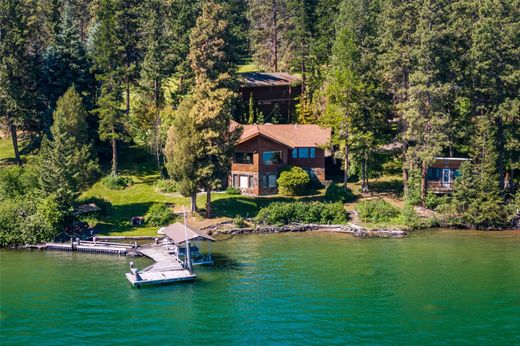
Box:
[272,0,278,72]
[343,144,349,188]
[402,138,409,195]
[206,188,212,218]
[361,155,368,193]
[496,116,505,190]
[190,192,197,213]
[8,119,22,167]
[420,162,428,206]
[111,136,118,176]
[125,80,131,117]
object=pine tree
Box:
[378,0,420,194]
[38,87,98,208]
[0,0,41,166]
[469,0,519,190]
[247,92,255,124]
[188,0,241,217]
[41,1,94,112]
[322,0,388,190]
[402,0,451,204]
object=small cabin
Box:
[427,157,470,193]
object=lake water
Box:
[1,230,520,345]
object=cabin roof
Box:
[239,72,302,87]
[232,122,331,148]
[162,223,215,244]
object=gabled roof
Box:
[234,122,331,148]
[239,72,302,87]
[162,223,215,244]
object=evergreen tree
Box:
[402,0,451,204]
[38,87,98,208]
[189,0,241,217]
[41,1,94,112]
[322,0,388,190]
[378,0,420,194]
[0,0,42,166]
[469,0,520,190]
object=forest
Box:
[0,0,519,245]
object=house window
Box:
[262,151,282,165]
[293,147,316,159]
[261,174,278,188]
[233,174,253,188]
[234,152,253,164]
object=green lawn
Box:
[80,144,327,236]
[0,137,14,160]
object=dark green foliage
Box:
[357,199,400,223]
[0,167,38,201]
[41,2,94,111]
[101,175,132,190]
[277,166,311,196]
[255,201,348,226]
[155,179,179,193]
[144,203,174,226]
[233,215,246,228]
[225,186,241,195]
[324,184,355,203]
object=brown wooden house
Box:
[427,157,470,193]
[229,122,331,196]
[239,72,302,123]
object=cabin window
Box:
[427,168,442,180]
[262,151,282,165]
[293,147,316,159]
[234,152,253,164]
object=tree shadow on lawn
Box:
[92,202,154,235]
[369,179,403,196]
[211,194,326,219]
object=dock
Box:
[125,245,196,287]
[45,239,132,255]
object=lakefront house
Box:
[229,122,331,196]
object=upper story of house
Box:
[231,122,331,179]
[239,72,302,122]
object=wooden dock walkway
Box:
[125,245,196,287]
[46,240,130,255]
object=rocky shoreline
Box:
[207,223,407,238]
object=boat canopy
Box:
[162,222,216,244]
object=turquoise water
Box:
[1,230,520,345]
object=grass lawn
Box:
[80,144,328,236]
[0,136,14,161]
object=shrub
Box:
[233,215,246,228]
[324,184,356,203]
[226,186,241,195]
[398,203,439,229]
[101,175,132,190]
[255,201,348,226]
[144,203,174,226]
[357,199,400,223]
[277,166,310,196]
[76,196,112,215]
[155,179,179,193]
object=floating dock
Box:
[125,245,195,287]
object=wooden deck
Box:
[126,245,196,287]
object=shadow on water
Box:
[209,253,243,271]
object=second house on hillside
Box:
[229,122,331,196]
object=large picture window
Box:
[262,151,282,165]
[233,174,253,188]
[261,174,278,188]
[234,152,253,164]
